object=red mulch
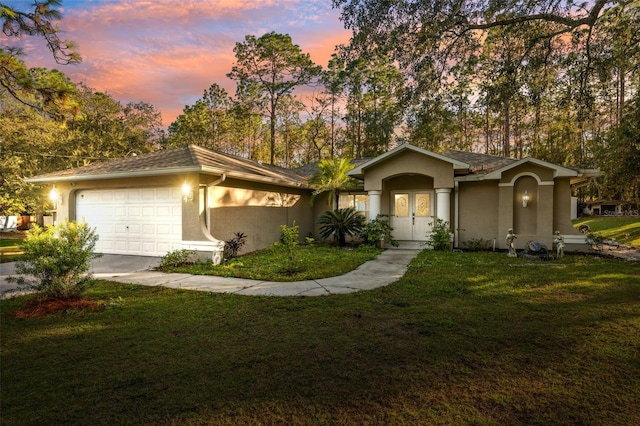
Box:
[14,297,103,318]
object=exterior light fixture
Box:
[49,186,62,206]
[182,183,193,202]
[522,190,529,208]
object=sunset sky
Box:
[6,0,352,125]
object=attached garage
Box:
[75,187,182,256]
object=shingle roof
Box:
[26,145,309,188]
[441,149,518,173]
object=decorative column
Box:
[436,188,451,224]
[368,190,381,220]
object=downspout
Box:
[454,180,460,248]
[205,173,226,233]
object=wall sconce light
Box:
[522,190,529,208]
[49,186,62,206]
[182,183,194,203]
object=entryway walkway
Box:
[1,249,421,298]
[102,249,421,296]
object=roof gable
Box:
[483,157,578,180]
[348,144,469,178]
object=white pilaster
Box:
[436,188,451,224]
[368,190,381,220]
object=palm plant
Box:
[318,207,364,247]
[309,157,359,210]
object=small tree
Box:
[10,221,100,299]
[279,222,300,274]
[318,207,364,247]
[427,219,452,251]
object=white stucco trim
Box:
[484,157,577,180]
[497,172,555,186]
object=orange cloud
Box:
[13,0,351,126]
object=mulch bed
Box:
[14,297,103,318]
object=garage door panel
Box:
[76,187,182,256]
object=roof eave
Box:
[24,166,205,183]
[25,165,310,189]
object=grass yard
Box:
[573,216,640,246]
[1,251,639,425]
[167,244,383,281]
[0,231,25,263]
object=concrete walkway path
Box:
[102,249,420,296]
[1,249,420,298]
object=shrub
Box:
[278,222,300,274]
[360,214,398,247]
[224,232,247,259]
[318,207,364,247]
[10,221,100,299]
[427,219,452,251]
[159,249,196,269]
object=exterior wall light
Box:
[182,183,194,202]
[522,190,529,207]
[49,186,62,206]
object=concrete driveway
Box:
[0,254,162,298]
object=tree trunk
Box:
[503,100,510,157]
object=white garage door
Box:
[76,187,182,256]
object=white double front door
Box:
[390,191,434,241]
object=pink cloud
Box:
[9,0,351,126]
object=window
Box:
[339,193,369,217]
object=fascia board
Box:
[25,165,309,189]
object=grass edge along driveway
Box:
[1,251,639,425]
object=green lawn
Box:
[0,232,25,263]
[573,216,640,246]
[2,251,639,425]
[167,244,383,281]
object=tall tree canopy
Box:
[1,0,81,109]
[227,32,322,165]
[333,1,635,99]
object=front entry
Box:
[391,191,434,241]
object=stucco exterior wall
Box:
[364,151,454,191]
[501,163,555,183]
[208,180,313,253]
[45,174,314,256]
[458,180,499,248]
[554,178,580,235]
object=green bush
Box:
[278,222,301,274]
[10,221,100,299]
[318,207,364,247]
[224,232,247,259]
[159,249,196,269]
[427,219,452,251]
[360,214,398,247]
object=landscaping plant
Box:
[360,214,398,247]
[224,232,247,259]
[9,221,99,299]
[427,218,453,250]
[159,249,196,269]
[278,222,300,274]
[318,207,364,247]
